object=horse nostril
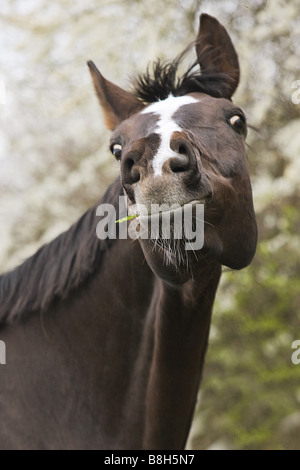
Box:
[171,164,186,173]
[170,154,190,173]
[132,168,141,183]
[178,144,187,155]
[123,158,140,184]
[125,157,134,171]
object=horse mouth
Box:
[127,198,207,261]
[129,196,211,219]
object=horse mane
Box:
[0,178,122,327]
[132,42,235,102]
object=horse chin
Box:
[137,221,205,285]
[138,236,192,285]
[132,201,208,284]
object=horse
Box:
[0,14,257,450]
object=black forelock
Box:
[132,42,235,103]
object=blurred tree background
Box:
[0,0,299,450]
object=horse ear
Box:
[87,61,145,130]
[196,14,240,99]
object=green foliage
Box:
[190,196,300,450]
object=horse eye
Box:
[229,114,246,134]
[111,143,123,160]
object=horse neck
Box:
[117,245,221,449]
[42,235,221,449]
[143,268,220,449]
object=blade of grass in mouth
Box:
[115,214,138,224]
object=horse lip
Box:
[136,199,207,219]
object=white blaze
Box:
[141,95,198,176]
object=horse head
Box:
[88,14,257,285]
